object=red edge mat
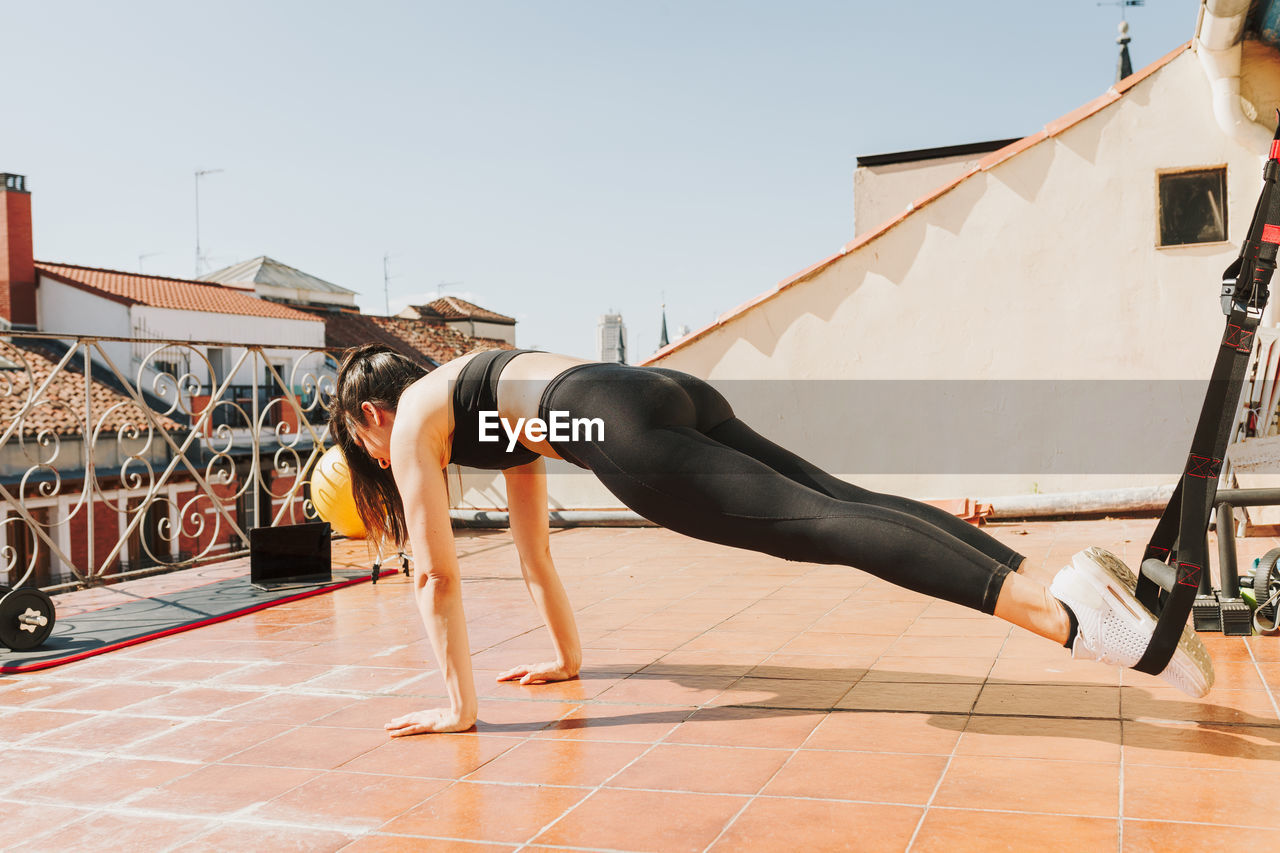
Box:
[1,568,401,675]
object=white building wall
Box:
[36,275,133,369]
[129,306,327,388]
[535,48,1272,509]
[460,319,516,344]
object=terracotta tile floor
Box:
[3,518,1280,851]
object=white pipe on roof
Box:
[449,484,1178,527]
[1195,0,1274,153]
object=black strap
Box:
[1134,134,1280,674]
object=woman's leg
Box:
[548,366,1029,617]
[644,367,1027,572]
[706,417,1027,573]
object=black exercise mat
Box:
[1,568,397,674]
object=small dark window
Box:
[1158,167,1227,246]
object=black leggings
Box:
[539,363,1020,614]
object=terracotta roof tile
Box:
[415,297,516,324]
[323,312,435,367]
[35,262,320,323]
[370,316,512,364]
[316,310,512,368]
[644,42,1192,364]
[0,340,183,438]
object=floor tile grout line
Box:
[1118,693,1126,853]
[905,747,955,853]
[0,678,401,810]
[697,704,832,853]
[509,704,702,848]
[1244,633,1280,721]
[902,612,1023,852]
[17,785,1280,834]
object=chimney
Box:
[0,173,36,328]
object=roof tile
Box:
[370,316,511,364]
[36,263,320,323]
[0,340,183,438]
[413,297,516,324]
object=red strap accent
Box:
[1177,562,1202,588]
[1264,224,1280,244]
[1271,140,1280,160]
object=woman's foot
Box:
[1049,547,1214,698]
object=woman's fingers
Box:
[496,666,530,682]
[496,662,569,684]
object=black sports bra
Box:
[448,349,542,470]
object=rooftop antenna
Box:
[435,281,463,298]
[138,252,164,274]
[194,168,224,276]
[383,252,396,315]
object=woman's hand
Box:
[496,661,580,685]
[385,707,477,737]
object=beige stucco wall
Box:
[854,152,991,237]
[1242,38,1280,132]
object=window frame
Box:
[1155,165,1229,249]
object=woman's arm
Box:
[384,429,478,736]
[497,457,582,684]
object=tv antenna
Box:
[194,168,224,276]
[383,252,397,315]
[138,252,164,274]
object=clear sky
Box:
[3,1,1198,360]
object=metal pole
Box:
[83,342,95,582]
[194,168,223,276]
[194,171,200,276]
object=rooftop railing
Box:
[0,331,337,592]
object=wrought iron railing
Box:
[0,332,337,592]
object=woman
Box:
[330,345,1213,736]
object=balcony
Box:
[0,331,333,591]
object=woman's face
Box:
[352,402,393,469]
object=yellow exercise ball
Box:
[310,445,366,538]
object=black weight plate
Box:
[0,588,56,651]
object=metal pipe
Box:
[1212,486,1280,506]
[452,509,653,528]
[1195,0,1273,153]
[1217,500,1241,595]
[453,484,1181,528]
[982,484,1175,519]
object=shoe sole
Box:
[1079,547,1214,698]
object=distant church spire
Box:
[658,303,670,349]
[1116,20,1133,82]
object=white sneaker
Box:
[1049,546,1214,698]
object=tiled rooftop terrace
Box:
[3,518,1279,851]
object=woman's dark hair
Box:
[329,344,428,548]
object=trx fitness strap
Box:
[1134,124,1280,675]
